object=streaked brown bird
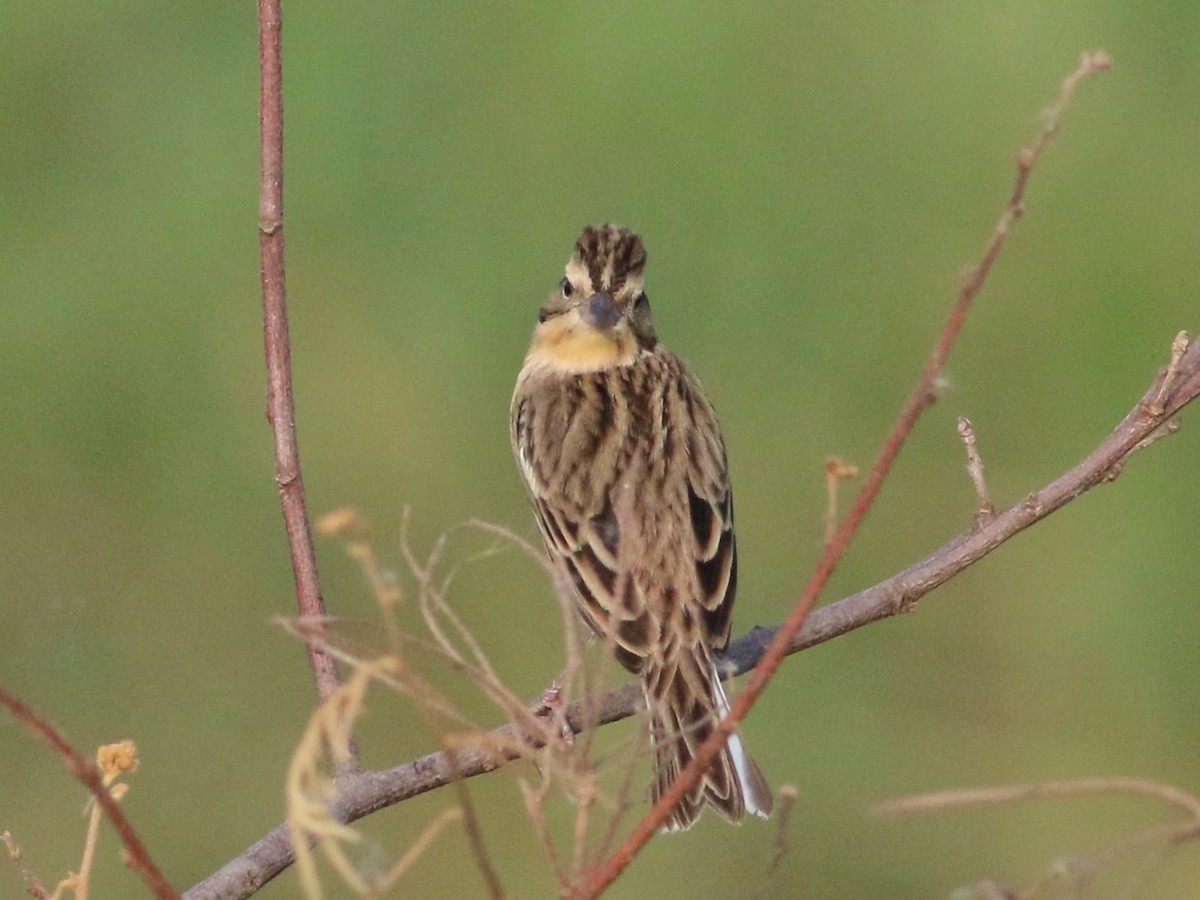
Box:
[510,224,772,831]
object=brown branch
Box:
[183,330,1199,900]
[571,49,1115,896]
[257,0,342,706]
[956,417,994,522]
[0,687,178,899]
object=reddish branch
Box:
[570,49,1114,896]
[0,687,178,899]
[258,0,342,705]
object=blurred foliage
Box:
[1,1,1198,897]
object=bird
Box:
[510,224,772,831]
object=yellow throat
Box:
[525,310,638,375]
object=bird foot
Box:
[531,681,575,747]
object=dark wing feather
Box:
[530,492,657,671]
[678,374,737,651]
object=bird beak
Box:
[583,292,622,331]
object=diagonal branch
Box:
[0,687,179,900]
[182,330,1199,900]
[572,49,1114,896]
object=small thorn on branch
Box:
[957,417,994,524]
[823,457,859,548]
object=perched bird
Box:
[510,224,772,831]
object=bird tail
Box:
[647,650,773,831]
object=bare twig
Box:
[1145,330,1190,416]
[571,51,1115,897]
[0,688,177,899]
[876,777,1200,897]
[444,742,506,900]
[874,777,1200,822]
[2,831,50,899]
[258,0,343,708]
[183,329,1200,900]
[518,780,568,891]
[957,417,994,522]
[592,738,642,870]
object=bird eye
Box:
[560,278,573,298]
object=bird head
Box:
[526,225,658,374]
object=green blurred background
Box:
[2,1,1198,897]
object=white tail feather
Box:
[711,670,771,819]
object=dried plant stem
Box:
[766,785,800,878]
[258,0,343,707]
[0,687,177,899]
[441,741,505,899]
[874,777,1200,821]
[823,457,859,547]
[378,808,464,891]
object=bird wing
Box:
[512,358,736,668]
[676,369,738,652]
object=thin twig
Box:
[376,808,464,892]
[957,417,994,522]
[766,785,800,878]
[258,0,343,708]
[1,831,50,899]
[571,50,1115,897]
[877,777,1200,898]
[0,688,178,899]
[441,742,506,899]
[873,777,1200,822]
[1145,330,1190,416]
[592,737,643,869]
[182,328,1200,900]
[518,780,568,890]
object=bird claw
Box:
[531,682,575,747]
